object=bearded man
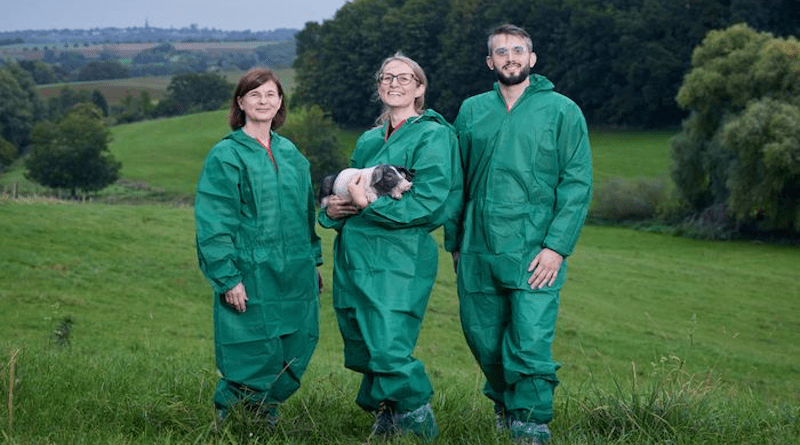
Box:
[450,23,593,445]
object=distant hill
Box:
[0,25,298,46]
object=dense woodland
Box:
[292,0,799,128]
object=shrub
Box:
[591,177,669,222]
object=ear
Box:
[415,81,426,100]
[529,52,538,69]
[371,165,384,185]
[486,56,495,71]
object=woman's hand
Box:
[224,282,248,313]
[326,195,359,219]
[347,175,369,209]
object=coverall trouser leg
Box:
[459,269,562,424]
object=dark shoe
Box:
[370,408,398,437]
[494,404,513,430]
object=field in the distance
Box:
[36,69,295,104]
[1,40,285,61]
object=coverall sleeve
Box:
[317,155,357,231]
[442,126,464,252]
[307,181,323,266]
[359,124,454,231]
[195,147,243,295]
[543,104,593,257]
[318,208,346,231]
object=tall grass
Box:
[1,200,798,443]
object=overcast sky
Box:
[0,0,351,32]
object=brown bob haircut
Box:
[228,68,287,130]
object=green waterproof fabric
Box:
[454,76,592,423]
[195,128,322,410]
[319,109,460,413]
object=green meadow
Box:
[1,112,799,444]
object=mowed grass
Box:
[1,200,798,444]
[2,113,799,443]
[590,129,676,180]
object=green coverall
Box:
[195,128,322,412]
[319,109,460,414]
[453,75,592,424]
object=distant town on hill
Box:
[0,23,298,45]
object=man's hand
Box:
[224,282,248,313]
[451,251,460,274]
[527,248,563,290]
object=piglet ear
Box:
[371,165,386,185]
[396,167,415,181]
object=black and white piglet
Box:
[320,164,415,209]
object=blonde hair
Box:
[374,52,427,125]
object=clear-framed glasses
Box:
[493,46,528,57]
[377,72,418,86]
[244,90,280,101]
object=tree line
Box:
[3,41,296,85]
[292,0,798,129]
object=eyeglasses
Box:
[243,90,280,101]
[493,46,528,56]
[377,72,418,86]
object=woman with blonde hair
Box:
[319,53,461,442]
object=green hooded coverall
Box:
[319,109,460,414]
[453,75,592,424]
[195,129,322,412]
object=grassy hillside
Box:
[1,201,798,444]
[1,113,798,443]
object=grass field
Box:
[1,114,799,443]
[1,200,798,444]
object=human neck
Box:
[498,78,530,109]
[389,109,419,128]
[242,122,271,142]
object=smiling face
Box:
[236,80,283,125]
[377,60,426,114]
[486,33,537,86]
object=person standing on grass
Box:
[319,52,461,442]
[194,67,323,428]
[452,24,592,445]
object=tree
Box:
[279,105,348,196]
[721,99,800,231]
[18,60,59,85]
[0,62,44,149]
[25,104,121,198]
[76,61,130,81]
[671,24,800,233]
[159,72,233,116]
[91,89,109,116]
[0,135,16,172]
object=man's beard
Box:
[495,63,530,86]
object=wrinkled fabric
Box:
[319,109,460,413]
[454,76,592,424]
[195,128,322,410]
